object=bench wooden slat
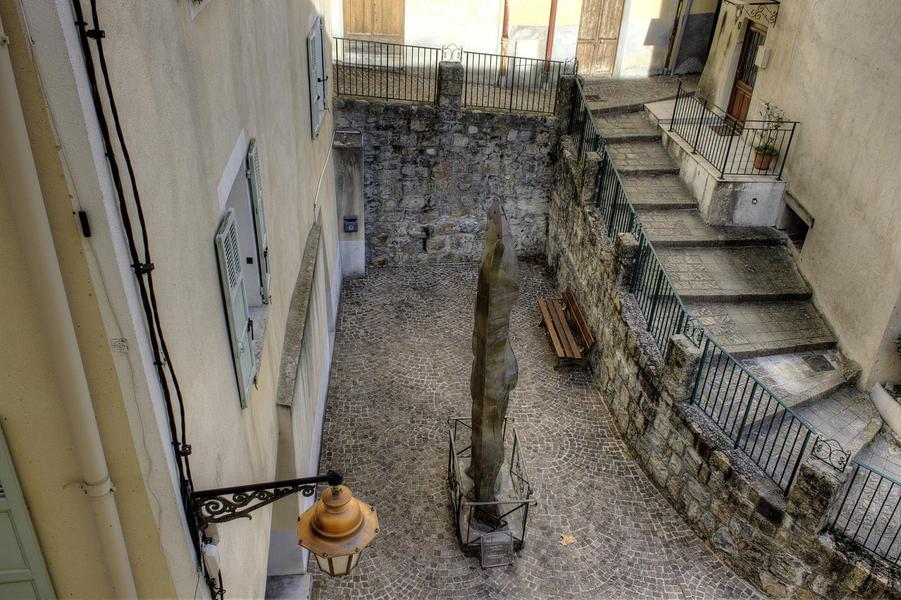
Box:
[564,289,595,350]
[537,298,566,359]
[550,299,581,360]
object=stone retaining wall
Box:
[334,63,557,265]
[545,137,901,599]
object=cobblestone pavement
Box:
[312,262,757,599]
[583,75,698,113]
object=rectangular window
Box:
[216,137,271,407]
[307,16,327,138]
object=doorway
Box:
[576,0,625,76]
[342,0,404,45]
[727,23,765,123]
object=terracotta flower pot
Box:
[753,149,775,171]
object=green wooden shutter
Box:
[307,17,325,138]
[0,425,55,599]
[215,209,256,408]
[245,139,271,304]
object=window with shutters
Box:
[217,137,272,407]
[307,16,327,138]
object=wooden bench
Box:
[537,288,595,368]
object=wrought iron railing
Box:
[830,461,901,564]
[567,79,603,159]
[463,51,575,114]
[690,335,821,492]
[669,82,798,178]
[631,229,702,358]
[334,37,441,103]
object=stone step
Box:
[655,246,812,302]
[607,140,680,176]
[620,174,697,210]
[686,302,836,358]
[638,208,783,248]
[596,111,660,143]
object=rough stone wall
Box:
[546,139,901,599]
[334,71,557,265]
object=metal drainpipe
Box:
[0,14,138,599]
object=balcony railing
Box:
[333,38,573,115]
[334,38,441,103]
[462,51,575,114]
[830,461,901,565]
[669,82,798,179]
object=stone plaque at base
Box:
[480,531,514,568]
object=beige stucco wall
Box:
[3,0,342,598]
[615,0,680,77]
[699,0,901,387]
[404,0,503,53]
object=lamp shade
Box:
[297,484,378,576]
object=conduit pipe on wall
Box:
[0,14,138,599]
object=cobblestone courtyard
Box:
[312,262,757,599]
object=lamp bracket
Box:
[190,470,343,531]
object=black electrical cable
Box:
[70,0,205,581]
[85,0,193,482]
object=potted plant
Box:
[753,101,785,171]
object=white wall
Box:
[699,0,901,387]
[404,0,504,53]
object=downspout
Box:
[544,0,558,63]
[0,14,138,600]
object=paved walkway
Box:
[583,75,698,114]
[312,263,757,599]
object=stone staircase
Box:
[597,110,835,358]
[595,108,887,480]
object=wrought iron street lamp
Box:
[191,470,378,596]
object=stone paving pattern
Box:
[656,246,812,301]
[583,75,699,113]
[608,141,680,175]
[312,263,757,599]
[639,209,779,247]
[685,301,835,357]
[621,175,697,209]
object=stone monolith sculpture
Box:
[468,199,518,510]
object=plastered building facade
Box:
[0,0,343,597]
[699,0,901,388]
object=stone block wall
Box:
[546,138,901,599]
[334,63,558,265]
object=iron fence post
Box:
[384,43,389,100]
[784,429,812,495]
[692,98,706,153]
[778,122,797,179]
[689,335,710,403]
[607,186,618,237]
[509,57,516,113]
[721,118,737,178]
[733,381,758,448]
[670,80,681,132]
[595,151,607,208]
[646,267,665,332]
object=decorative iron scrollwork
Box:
[682,316,705,347]
[441,44,462,62]
[745,3,778,25]
[812,436,850,472]
[563,57,579,76]
[193,483,319,529]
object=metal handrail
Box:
[669,82,799,178]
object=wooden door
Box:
[343,0,404,45]
[576,0,625,76]
[727,24,766,123]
